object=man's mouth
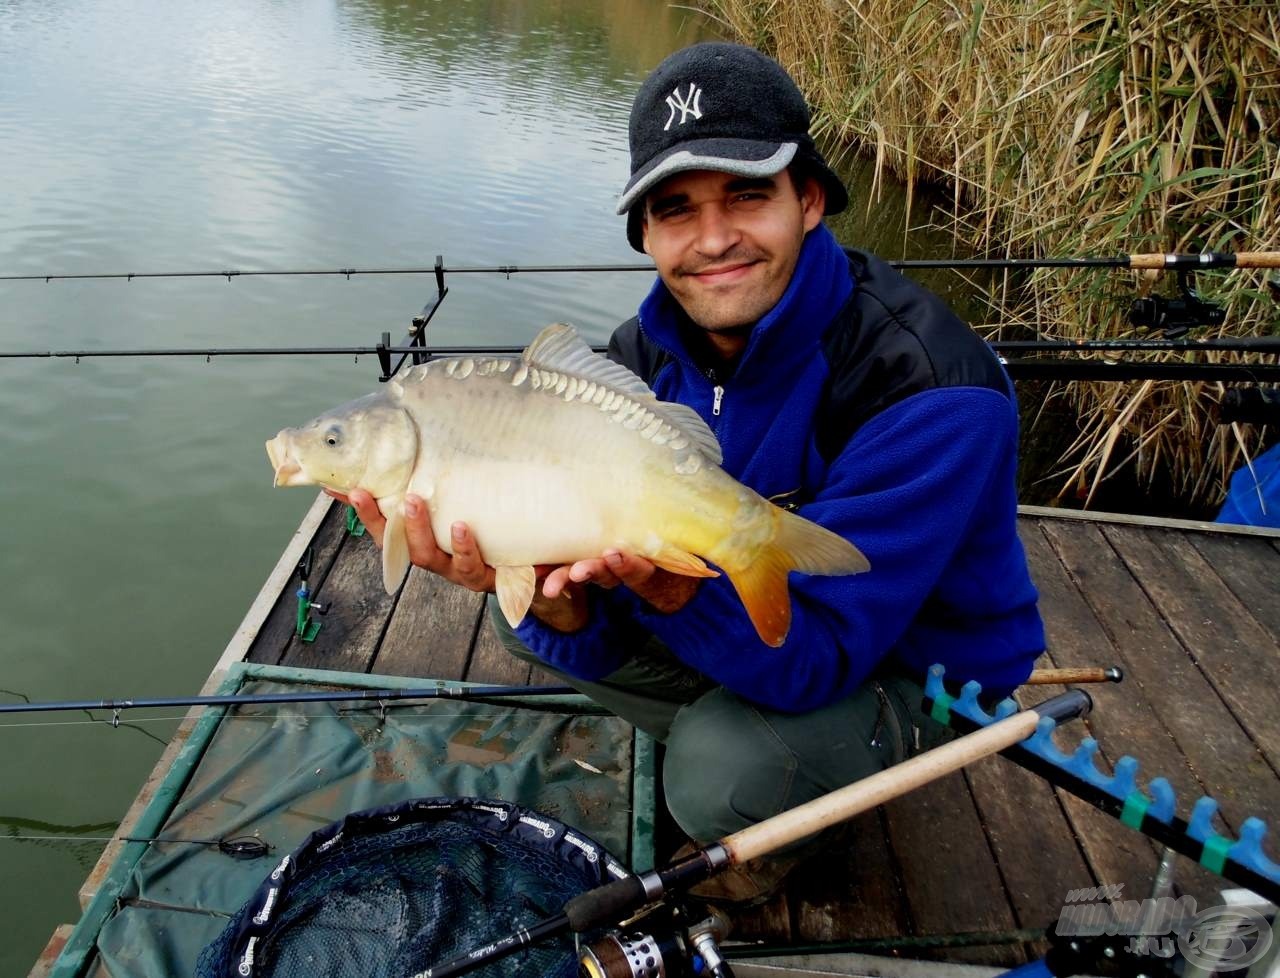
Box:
[687,261,758,285]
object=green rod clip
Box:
[346,504,365,537]
[294,547,326,642]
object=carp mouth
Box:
[266,433,306,487]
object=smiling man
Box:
[346,41,1046,903]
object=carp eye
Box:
[324,427,342,447]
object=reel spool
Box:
[577,908,733,978]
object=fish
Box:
[265,322,869,647]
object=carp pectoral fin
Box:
[494,565,537,627]
[381,505,412,594]
[649,545,720,579]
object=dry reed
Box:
[698,0,1279,508]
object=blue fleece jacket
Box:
[515,225,1045,711]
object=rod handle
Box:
[1026,666,1122,685]
[1235,251,1280,268]
[1128,251,1280,269]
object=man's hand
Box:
[327,489,496,594]
[542,551,700,614]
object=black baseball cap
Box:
[618,42,848,252]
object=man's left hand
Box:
[541,550,700,614]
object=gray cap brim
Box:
[616,139,798,216]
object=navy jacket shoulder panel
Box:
[817,249,1011,461]
[608,316,671,384]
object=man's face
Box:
[640,168,825,333]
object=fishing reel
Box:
[578,905,734,978]
[1129,269,1225,338]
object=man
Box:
[342,41,1044,900]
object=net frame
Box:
[196,796,631,978]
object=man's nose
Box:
[693,204,740,256]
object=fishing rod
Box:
[6,345,1278,383]
[5,336,1280,360]
[421,686,1095,977]
[1,250,1278,283]
[0,684,576,717]
[998,359,1280,383]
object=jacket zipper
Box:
[711,384,725,416]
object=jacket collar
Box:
[636,223,854,383]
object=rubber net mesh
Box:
[196,815,605,978]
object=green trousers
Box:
[486,597,942,846]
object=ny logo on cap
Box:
[664,83,703,131]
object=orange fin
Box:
[649,545,720,579]
[724,548,794,647]
[773,509,870,576]
[722,509,870,647]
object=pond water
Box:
[0,1,968,970]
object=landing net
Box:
[196,797,628,978]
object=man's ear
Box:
[640,213,652,255]
[800,177,826,232]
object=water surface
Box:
[0,2,962,970]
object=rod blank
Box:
[0,684,575,716]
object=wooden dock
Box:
[231,499,1280,966]
[57,498,1280,973]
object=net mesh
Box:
[196,800,623,978]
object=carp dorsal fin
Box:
[523,322,722,465]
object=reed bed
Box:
[698,0,1279,508]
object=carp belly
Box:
[418,457,621,566]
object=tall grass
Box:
[699,0,1279,508]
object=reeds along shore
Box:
[700,0,1278,508]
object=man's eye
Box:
[656,205,691,220]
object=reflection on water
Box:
[0,1,962,970]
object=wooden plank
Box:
[1020,525,1204,805]
[961,647,1091,960]
[372,568,480,680]
[792,808,909,942]
[883,772,1024,966]
[247,499,350,665]
[530,664,567,686]
[466,605,535,685]
[963,753,1093,929]
[1187,533,1280,645]
[278,531,396,673]
[1018,506,1280,539]
[1039,521,1280,824]
[1100,523,1280,777]
[1037,520,1278,902]
[1053,791,1162,897]
[728,891,793,943]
